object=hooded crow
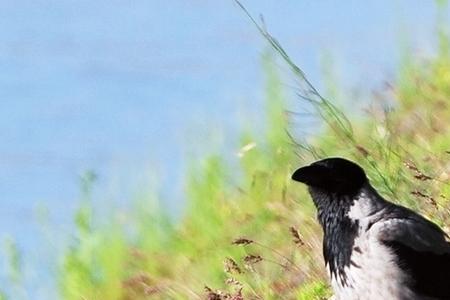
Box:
[292,157,450,300]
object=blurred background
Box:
[0,1,449,299]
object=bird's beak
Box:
[291,164,331,187]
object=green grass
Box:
[3,2,450,299]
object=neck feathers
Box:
[310,184,385,283]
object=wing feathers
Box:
[374,214,450,299]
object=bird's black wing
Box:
[374,206,450,299]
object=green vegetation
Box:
[3,2,450,300]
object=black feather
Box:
[384,240,450,298]
[375,204,450,298]
[308,188,360,285]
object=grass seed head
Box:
[289,226,305,246]
[225,277,242,286]
[411,190,438,208]
[224,257,242,274]
[243,254,263,264]
[232,238,254,245]
[204,286,223,300]
[404,161,433,181]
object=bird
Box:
[291,157,450,300]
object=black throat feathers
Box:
[310,189,360,285]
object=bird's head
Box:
[291,157,367,197]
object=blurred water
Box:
[0,1,445,298]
